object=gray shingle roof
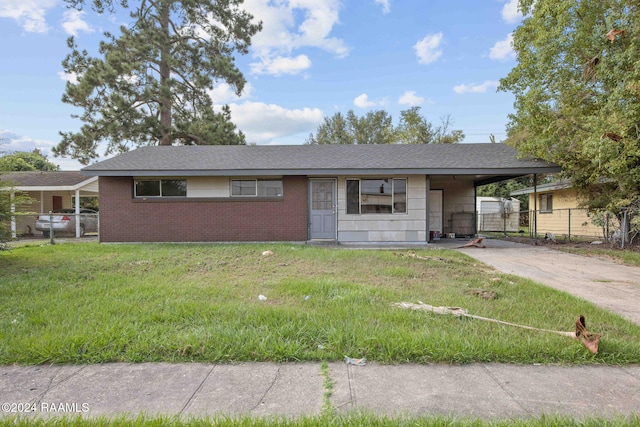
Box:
[81,144,560,177]
[0,171,93,187]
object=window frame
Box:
[539,193,553,213]
[134,179,187,198]
[345,178,408,215]
[231,179,258,197]
[230,179,284,198]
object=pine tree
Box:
[56,0,261,164]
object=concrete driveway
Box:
[454,239,640,325]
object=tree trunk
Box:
[159,0,172,146]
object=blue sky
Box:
[0,0,523,170]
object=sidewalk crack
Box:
[250,365,281,412]
[179,364,215,415]
[482,365,530,415]
[36,364,87,404]
[347,364,357,408]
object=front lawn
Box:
[2,243,640,365]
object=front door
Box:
[429,190,443,237]
[53,196,63,211]
[309,179,336,239]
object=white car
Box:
[35,208,98,237]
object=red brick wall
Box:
[98,176,309,242]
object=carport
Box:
[2,171,99,238]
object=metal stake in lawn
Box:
[49,211,55,245]
[393,302,602,355]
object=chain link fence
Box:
[478,208,624,243]
[9,211,99,242]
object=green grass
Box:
[2,243,640,365]
[1,414,639,427]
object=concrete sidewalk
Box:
[2,362,640,420]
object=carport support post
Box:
[10,192,16,239]
[425,176,431,242]
[533,174,538,245]
[622,207,628,249]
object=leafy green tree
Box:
[0,150,59,171]
[346,110,394,145]
[307,107,463,145]
[55,0,262,164]
[0,145,36,245]
[432,114,465,144]
[395,107,434,144]
[0,182,34,245]
[305,112,354,145]
[395,108,464,144]
[499,0,640,215]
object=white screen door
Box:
[309,179,336,239]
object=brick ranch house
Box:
[80,144,560,244]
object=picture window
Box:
[346,178,407,214]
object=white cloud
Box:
[414,33,443,65]
[0,129,111,170]
[57,71,79,84]
[1,130,54,153]
[501,0,522,24]
[489,33,515,61]
[243,0,349,76]
[225,102,324,144]
[375,0,391,14]
[0,0,57,33]
[398,91,424,106]
[353,93,387,109]
[354,94,375,108]
[61,10,93,36]
[453,80,499,94]
[207,82,254,104]
[250,54,312,76]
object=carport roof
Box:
[81,143,561,179]
[1,171,98,191]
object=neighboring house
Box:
[511,180,603,239]
[1,171,99,238]
[80,144,560,244]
